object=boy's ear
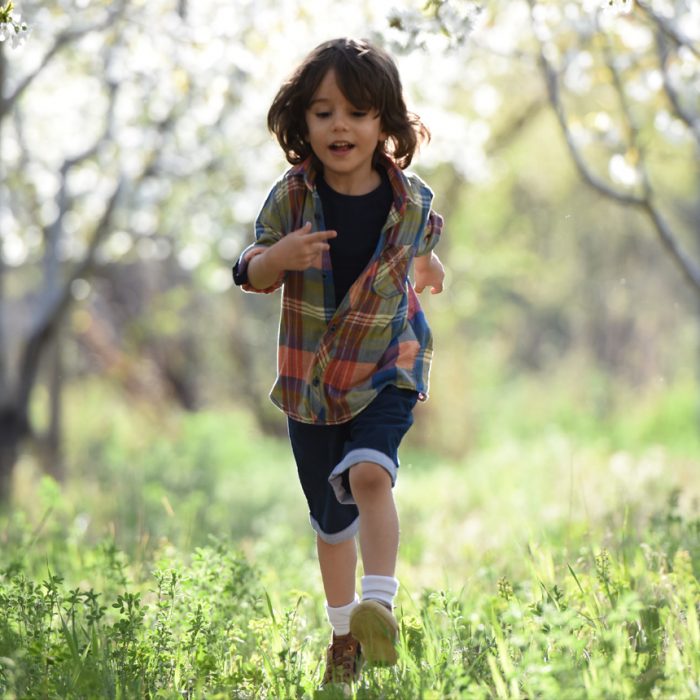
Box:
[378,117,388,143]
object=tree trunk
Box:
[0,42,7,397]
[43,334,65,481]
[0,405,29,502]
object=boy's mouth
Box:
[329,141,354,152]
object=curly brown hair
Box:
[267,38,430,170]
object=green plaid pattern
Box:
[235,155,442,425]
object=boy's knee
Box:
[348,461,392,495]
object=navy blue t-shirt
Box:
[317,167,393,308]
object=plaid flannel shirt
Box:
[233,154,443,425]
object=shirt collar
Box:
[292,153,415,215]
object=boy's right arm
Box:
[246,222,337,290]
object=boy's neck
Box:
[322,167,382,196]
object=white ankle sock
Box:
[326,595,360,636]
[361,575,399,609]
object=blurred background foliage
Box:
[0,0,699,504]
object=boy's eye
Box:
[312,110,369,119]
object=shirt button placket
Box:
[311,364,323,389]
[310,368,323,415]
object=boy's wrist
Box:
[248,245,284,288]
[414,251,434,270]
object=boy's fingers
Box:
[309,229,337,241]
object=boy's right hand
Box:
[268,222,337,272]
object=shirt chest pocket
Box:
[372,244,413,299]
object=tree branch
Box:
[42,77,120,296]
[18,177,125,410]
[0,1,128,120]
[654,31,700,148]
[601,36,652,198]
[534,37,644,206]
[637,0,700,59]
[642,197,700,294]
[527,0,700,296]
[17,63,184,408]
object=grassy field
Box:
[2,381,700,698]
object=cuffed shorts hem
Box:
[288,384,418,540]
[310,514,360,544]
[328,448,398,505]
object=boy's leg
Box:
[317,535,364,687]
[326,386,417,581]
[286,417,364,685]
[317,535,357,607]
[348,462,399,576]
[347,461,401,665]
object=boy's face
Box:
[305,69,386,195]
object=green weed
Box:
[2,387,700,697]
[2,497,700,697]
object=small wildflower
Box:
[595,549,611,585]
[497,576,514,601]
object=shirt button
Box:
[329,324,337,333]
[312,377,320,387]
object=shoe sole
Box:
[325,681,352,698]
[350,601,398,666]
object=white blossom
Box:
[0,11,30,48]
[609,153,640,187]
[600,0,634,17]
[386,2,483,52]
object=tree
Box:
[1,1,127,497]
[0,0,289,499]
[526,0,700,293]
[388,0,700,294]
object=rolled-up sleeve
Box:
[232,185,287,294]
[415,208,443,257]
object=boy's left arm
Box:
[414,207,445,295]
[414,251,445,295]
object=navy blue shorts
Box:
[287,385,419,544]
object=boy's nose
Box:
[331,114,349,130]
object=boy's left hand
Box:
[414,252,445,295]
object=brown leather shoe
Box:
[322,632,363,689]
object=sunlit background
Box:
[3,0,700,555]
[3,0,700,537]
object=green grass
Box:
[2,381,700,698]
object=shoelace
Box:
[333,641,356,671]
